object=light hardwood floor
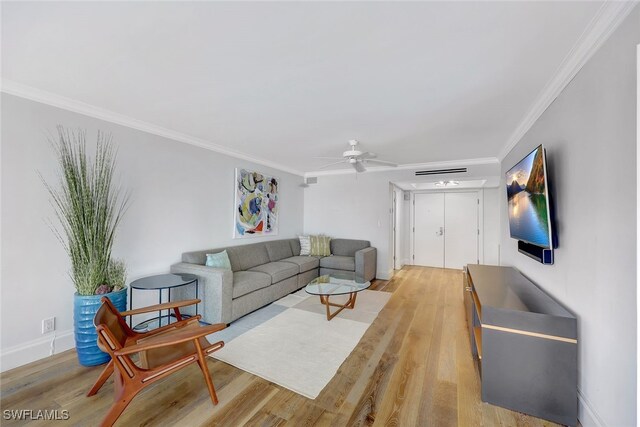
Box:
[1,266,561,426]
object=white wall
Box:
[303,162,500,279]
[500,7,639,426]
[482,187,501,265]
[0,94,305,371]
[303,173,392,279]
[636,42,640,427]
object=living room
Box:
[1,2,639,426]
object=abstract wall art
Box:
[234,168,279,238]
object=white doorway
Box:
[413,191,479,269]
[444,192,479,269]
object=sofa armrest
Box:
[170,263,233,324]
[355,247,377,283]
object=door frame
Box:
[392,190,397,269]
[410,188,485,266]
[390,184,404,270]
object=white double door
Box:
[413,192,479,270]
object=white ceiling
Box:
[2,1,606,174]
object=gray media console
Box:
[464,264,577,426]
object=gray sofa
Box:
[170,238,376,324]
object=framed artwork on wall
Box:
[234,168,279,238]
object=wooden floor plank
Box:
[0,269,567,427]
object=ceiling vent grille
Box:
[414,167,467,176]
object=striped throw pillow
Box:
[310,235,331,257]
[298,235,311,256]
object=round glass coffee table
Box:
[305,272,371,320]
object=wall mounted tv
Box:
[506,144,556,264]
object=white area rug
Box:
[211,289,390,399]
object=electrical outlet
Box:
[42,317,55,334]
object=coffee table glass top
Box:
[305,272,371,296]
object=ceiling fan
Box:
[316,140,398,173]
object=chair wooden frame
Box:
[86,297,226,427]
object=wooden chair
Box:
[86,297,226,427]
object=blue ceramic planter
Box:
[73,288,127,367]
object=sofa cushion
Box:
[282,256,320,273]
[248,261,299,284]
[265,240,293,262]
[232,271,272,299]
[289,238,301,256]
[319,255,355,271]
[234,243,271,271]
[330,239,370,257]
[182,250,207,265]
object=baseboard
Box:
[377,270,394,281]
[578,387,606,427]
[0,329,75,372]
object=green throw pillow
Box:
[205,250,232,270]
[310,235,331,256]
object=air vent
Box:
[414,167,467,176]
[305,177,318,184]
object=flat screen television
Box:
[506,144,555,249]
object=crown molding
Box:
[498,0,638,161]
[1,79,305,176]
[305,157,499,178]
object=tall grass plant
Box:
[43,126,129,295]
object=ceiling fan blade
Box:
[366,159,398,167]
[314,156,345,160]
[358,152,377,160]
[318,160,346,169]
[354,160,366,173]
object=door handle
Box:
[436,226,444,236]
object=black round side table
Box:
[128,273,199,331]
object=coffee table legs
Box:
[318,292,358,321]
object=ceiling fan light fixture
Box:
[317,140,396,173]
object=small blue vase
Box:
[73,288,127,367]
